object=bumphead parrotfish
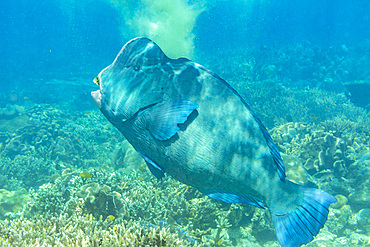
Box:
[91,37,336,247]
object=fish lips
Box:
[91,90,102,109]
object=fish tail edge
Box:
[271,186,337,247]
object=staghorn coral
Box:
[322,117,369,136]
[25,182,69,218]
[0,214,195,246]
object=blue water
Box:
[196,0,370,50]
[1,0,369,89]
[1,0,122,84]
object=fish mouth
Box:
[91,90,102,109]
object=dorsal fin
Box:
[250,114,286,180]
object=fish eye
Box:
[93,76,100,86]
[134,65,141,71]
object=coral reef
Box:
[0,104,25,120]
[15,165,279,246]
[0,155,57,189]
[344,80,370,110]
[270,121,370,241]
[0,104,28,133]
[271,122,370,188]
[0,99,368,246]
[0,104,123,190]
[3,105,92,164]
[0,214,194,246]
[76,182,126,219]
[0,189,29,220]
[197,42,370,128]
[198,41,370,92]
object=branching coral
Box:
[0,214,194,246]
[19,166,276,246]
[0,155,57,189]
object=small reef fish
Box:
[108,215,115,220]
[80,172,92,179]
[91,37,336,247]
[311,116,319,121]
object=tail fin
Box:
[271,186,336,247]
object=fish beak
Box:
[91,90,102,109]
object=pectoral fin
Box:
[145,100,198,141]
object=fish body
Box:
[92,37,336,247]
[80,172,92,179]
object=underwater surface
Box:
[1,0,370,246]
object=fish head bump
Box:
[91,37,171,124]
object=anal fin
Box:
[198,189,265,209]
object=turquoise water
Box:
[1,0,369,246]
